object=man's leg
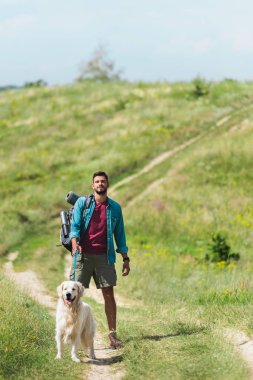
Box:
[101,286,116,331]
[101,286,122,348]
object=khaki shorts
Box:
[70,252,117,289]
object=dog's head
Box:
[57,281,84,306]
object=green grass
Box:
[113,254,253,379]
[2,79,253,379]
[116,303,249,379]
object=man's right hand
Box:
[72,244,82,256]
[71,238,82,256]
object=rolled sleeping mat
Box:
[66,191,80,206]
[60,211,69,237]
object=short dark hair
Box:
[92,171,109,182]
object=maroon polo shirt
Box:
[80,200,107,255]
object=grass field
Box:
[1,79,253,379]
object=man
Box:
[69,171,130,349]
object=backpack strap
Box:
[72,195,94,279]
[81,194,94,223]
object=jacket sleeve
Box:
[114,207,128,254]
[69,197,85,240]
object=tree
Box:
[24,79,47,88]
[78,44,122,82]
[192,76,210,98]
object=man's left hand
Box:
[122,260,130,276]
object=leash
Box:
[72,249,79,281]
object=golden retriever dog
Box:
[55,281,96,362]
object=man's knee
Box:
[101,286,114,299]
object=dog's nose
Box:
[66,292,71,299]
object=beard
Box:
[95,188,107,195]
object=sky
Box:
[1,0,253,86]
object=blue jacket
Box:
[70,196,128,264]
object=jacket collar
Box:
[92,194,112,207]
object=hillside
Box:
[1,79,253,379]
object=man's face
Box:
[92,176,109,195]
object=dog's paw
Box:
[55,354,62,360]
[72,356,81,363]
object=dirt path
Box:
[109,133,204,196]
[4,252,126,380]
[126,162,184,208]
[109,106,253,200]
[224,328,253,379]
[4,252,56,315]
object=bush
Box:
[192,77,210,98]
[205,233,240,263]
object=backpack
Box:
[60,192,93,252]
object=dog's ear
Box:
[76,282,84,297]
[57,283,64,297]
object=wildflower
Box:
[216,261,226,269]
